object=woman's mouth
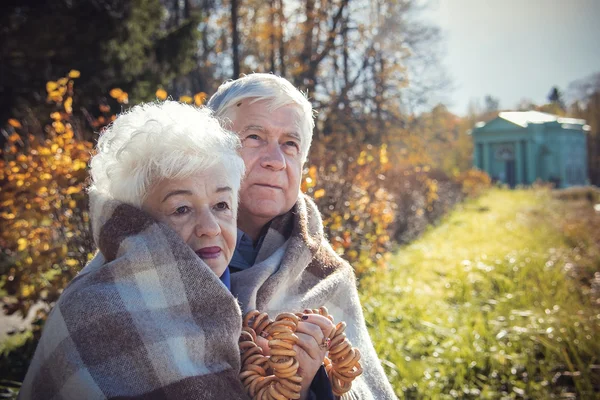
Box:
[196,246,222,259]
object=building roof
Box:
[497,110,587,128]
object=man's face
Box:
[230,100,304,231]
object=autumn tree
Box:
[569,72,600,185]
[0,0,201,128]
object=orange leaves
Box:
[2,73,94,314]
[7,133,21,143]
[305,139,396,276]
[156,89,206,106]
[179,95,193,104]
[8,119,22,129]
[46,70,79,104]
[156,88,168,100]
[301,165,318,193]
[46,80,67,102]
[194,92,207,106]
[456,169,491,198]
[110,88,129,104]
[109,88,123,98]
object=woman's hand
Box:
[294,314,336,400]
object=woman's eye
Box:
[246,134,261,140]
[285,141,299,149]
[215,202,230,211]
[173,206,191,216]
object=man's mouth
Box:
[196,247,222,259]
[255,183,282,189]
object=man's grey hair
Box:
[89,101,245,209]
[207,73,315,163]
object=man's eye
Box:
[173,206,190,216]
[285,141,300,149]
[215,202,230,211]
[246,134,261,140]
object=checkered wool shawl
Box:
[20,192,396,400]
[19,192,248,400]
[231,194,397,400]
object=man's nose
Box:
[260,142,286,170]
[194,210,221,237]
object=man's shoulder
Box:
[305,237,355,279]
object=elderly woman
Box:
[20,102,252,399]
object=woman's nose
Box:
[194,210,221,237]
[260,143,286,170]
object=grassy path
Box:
[361,188,600,399]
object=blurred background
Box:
[1,0,599,398]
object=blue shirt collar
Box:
[229,228,265,272]
[219,266,231,290]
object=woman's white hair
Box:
[89,101,245,208]
[206,73,315,163]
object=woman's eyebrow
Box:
[216,186,233,193]
[161,189,192,202]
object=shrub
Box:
[304,137,396,277]
[0,72,95,317]
[456,168,492,198]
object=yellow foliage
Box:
[179,95,193,104]
[194,92,207,106]
[314,189,326,199]
[156,88,168,100]
[64,97,73,114]
[65,259,79,267]
[2,74,94,316]
[46,81,58,92]
[457,169,492,198]
[68,69,81,78]
[47,90,63,102]
[306,137,396,276]
[17,238,28,251]
[379,143,389,166]
[65,186,80,195]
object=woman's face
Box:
[142,167,237,278]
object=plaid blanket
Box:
[231,194,397,400]
[19,193,248,400]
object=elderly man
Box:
[208,74,397,399]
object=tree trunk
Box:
[269,0,276,73]
[231,0,240,78]
[277,0,286,77]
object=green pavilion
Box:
[471,111,590,188]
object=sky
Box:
[426,0,600,115]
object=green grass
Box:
[361,188,600,399]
